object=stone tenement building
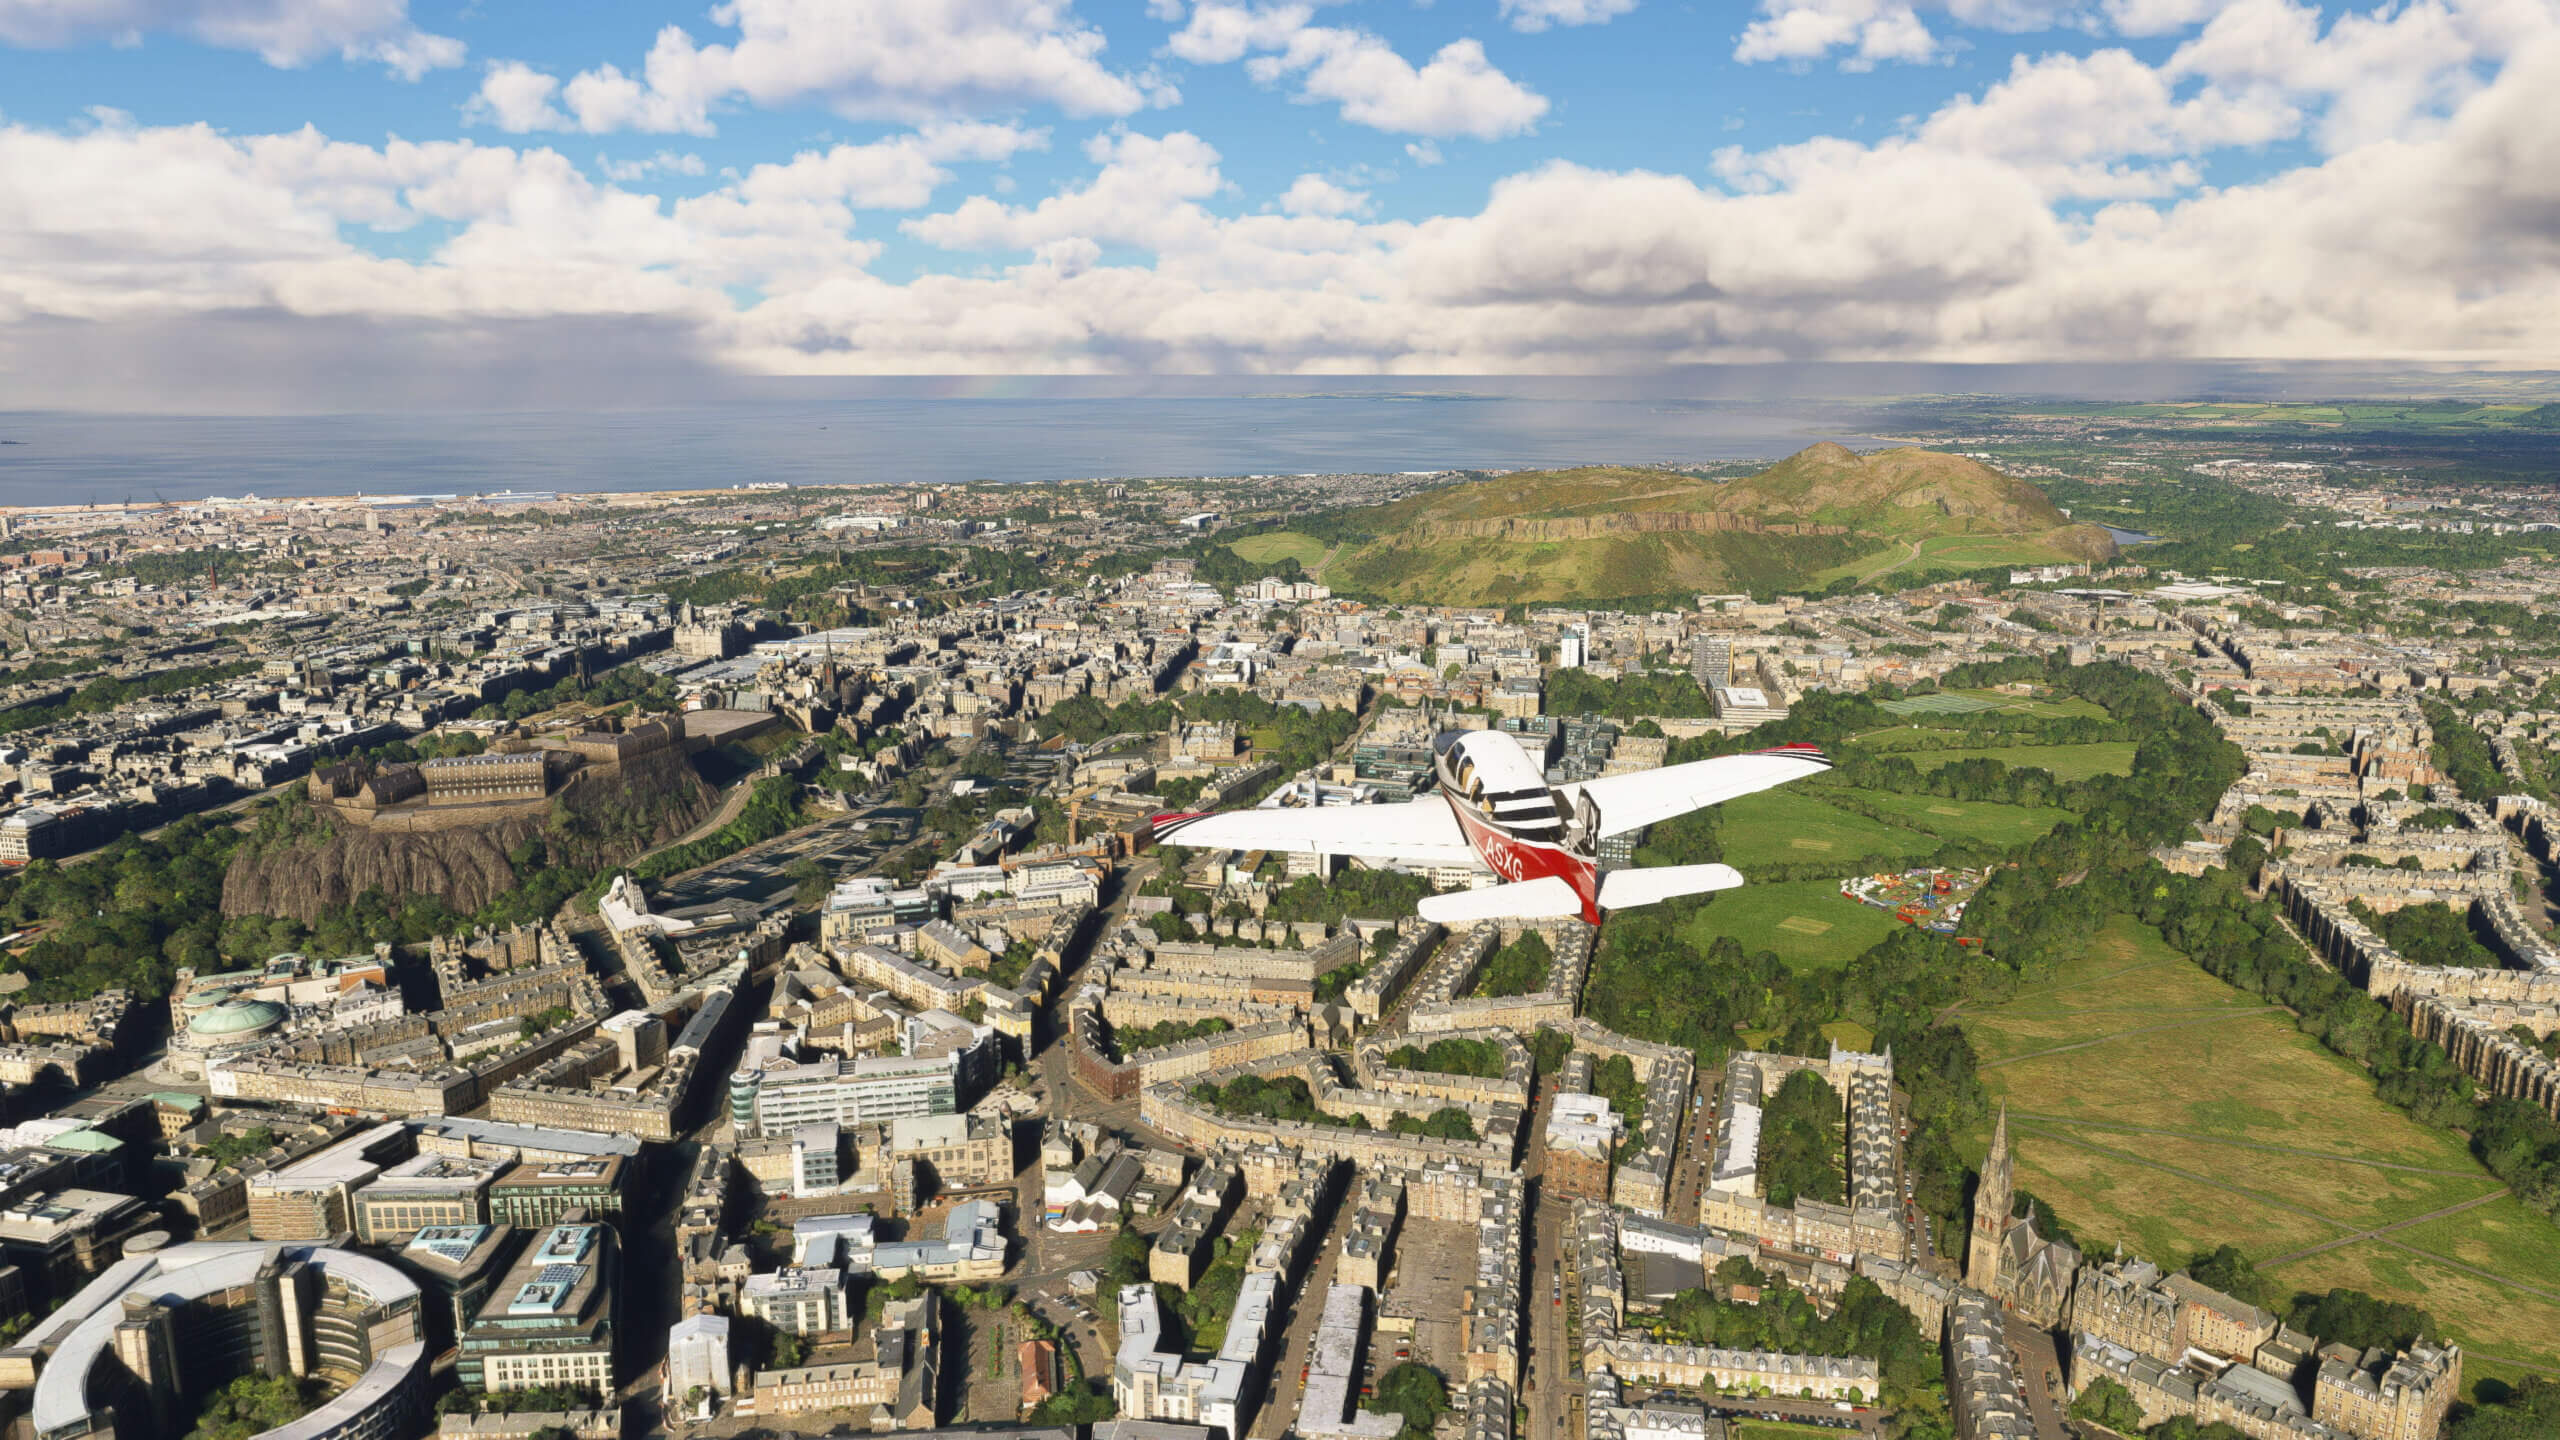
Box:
[2314,1341,2462,1440]
[2401,994,2560,1122]
[1702,1042,1904,1263]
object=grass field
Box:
[1227,531,1334,575]
[1680,879,1907,970]
[1878,692,2001,716]
[1959,916,2560,1378]
[1713,788,1946,870]
[1817,533,2089,584]
[1735,1423,1849,1440]
[1833,786,2076,846]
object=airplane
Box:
[1147,726,1831,926]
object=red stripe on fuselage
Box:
[1447,797,1602,926]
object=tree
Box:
[187,1374,317,1440]
[2448,1377,2560,1439]
[2182,1245,2273,1309]
[1373,1362,1449,1440]
[2068,1375,2146,1435]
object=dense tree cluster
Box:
[1660,1274,1935,1403]
[2346,899,2502,970]
[187,1375,318,1440]
[2447,1378,2560,1439]
[1261,868,1435,926]
[1191,1074,1330,1126]
[1385,1037,1511,1079]
[1387,1107,1480,1141]
[0,660,260,736]
[1371,1362,1449,1440]
[1472,929,1553,997]
[0,816,242,1001]
[1757,1069,1846,1208]
[2420,698,2507,802]
[2069,1375,2147,1434]
[1113,1017,1232,1055]
[1546,666,1717,720]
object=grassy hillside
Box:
[1317,445,2115,603]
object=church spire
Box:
[1968,1104,2017,1293]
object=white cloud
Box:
[0,0,460,77]
[1497,0,1639,32]
[476,0,1157,137]
[2164,0,2556,152]
[1906,47,2292,195]
[1278,172,1369,215]
[5,31,2560,396]
[1406,139,1445,165]
[903,129,1229,252]
[1733,0,1942,67]
[599,151,710,183]
[468,62,572,132]
[1168,3,1550,138]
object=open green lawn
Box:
[1680,879,1909,970]
[1713,788,1946,870]
[1916,741,2139,782]
[1959,916,2560,1373]
[1824,785,2077,846]
[1940,687,2114,719]
[1227,531,1334,574]
[1817,534,2091,584]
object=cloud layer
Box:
[0,0,2554,402]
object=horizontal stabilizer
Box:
[1417,876,1586,925]
[1597,863,1746,911]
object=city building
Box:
[741,1265,854,1336]
[488,1155,627,1230]
[396,1223,519,1354]
[458,1218,619,1394]
[0,1240,428,1440]
[669,1312,733,1401]
[355,1152,506,1243]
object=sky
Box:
[0,0,2553,407]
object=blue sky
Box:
[0,0,2548,404]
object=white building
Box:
[668,1312,732,1399]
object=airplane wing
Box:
[1557,744,1831,838]
[1149,796,1479,866]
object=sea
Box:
[0,365,2522,507]
[0,381,1885,506]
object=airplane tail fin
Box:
[1417,876,1586,925]
[1597,863,1746,911]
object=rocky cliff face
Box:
[222,749,717,924]
[1408,511,1849,541]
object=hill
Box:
[221,749,716,924]
[1319,444,2116,603]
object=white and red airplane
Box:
[1148,727,1830,926]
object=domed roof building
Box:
[183,997,287,1047]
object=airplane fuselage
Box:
[1431,728,1605,924]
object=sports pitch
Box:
[1680,879,1905,970]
